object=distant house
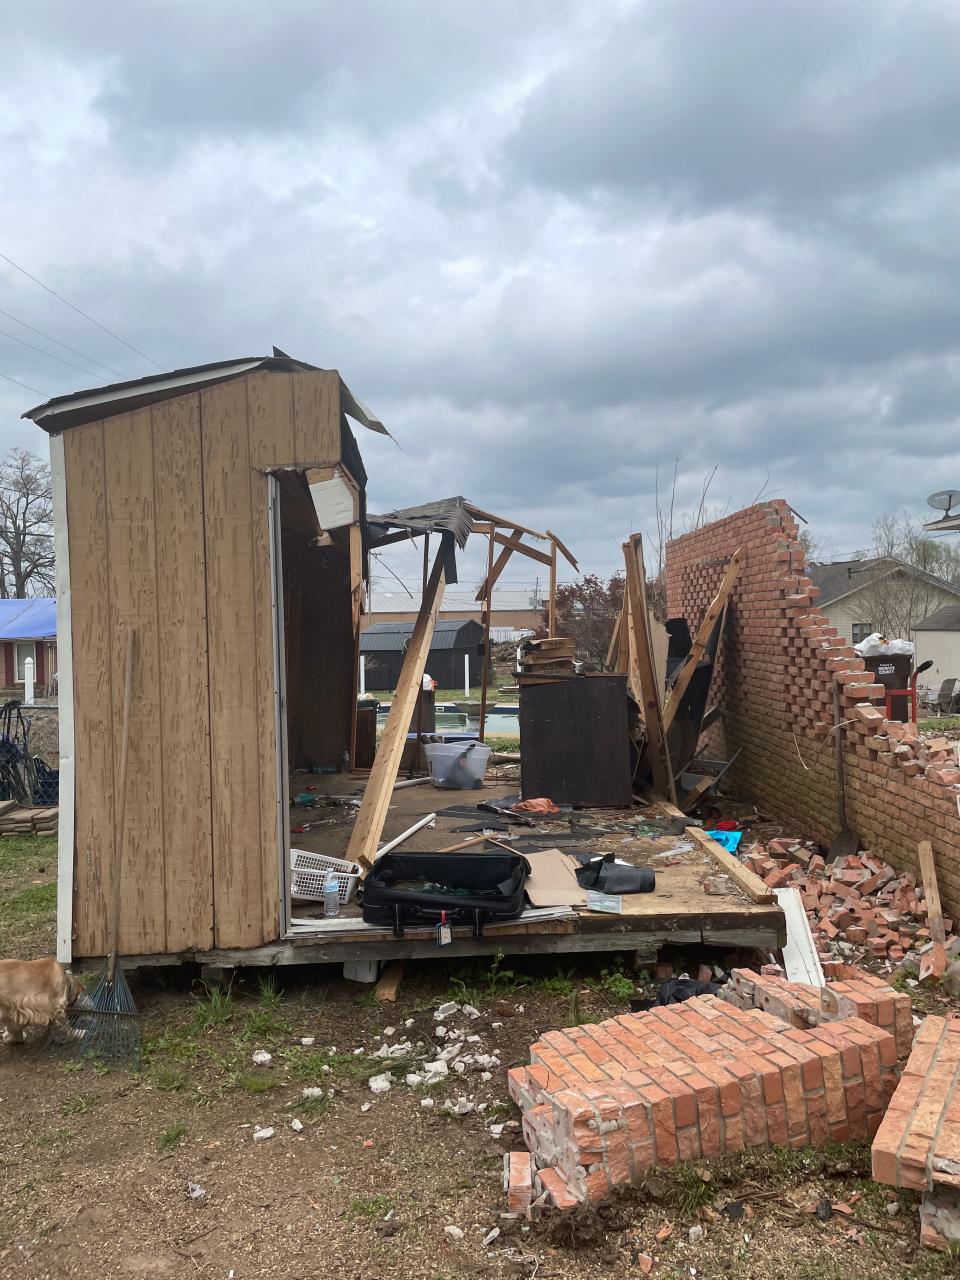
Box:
[912,604,960,684]
[0,598,57,695]
[360,618,485,691]
[807,557,960,645]
[363,587,541,642]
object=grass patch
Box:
[151,1064,187,1092]
[349,1194,392,1221]
[256,974,282,1010]
[587,964,635,1001]
[234,1072,279,1095]
[918,717,960,732]
[1,881,56,917]
[157,1122,187,1153]
[190,983,235,1031]
[298,1091,332,1122]
[535,967,577,998]
[59,1094,89,1117]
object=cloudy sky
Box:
[3,0,960,595]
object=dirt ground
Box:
[2,837,959,1280]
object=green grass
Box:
[1,881,56,916]
[234,1072,278,1095]
[157,1122,187,1153]
[59,1094,89,1117]
[918,717,960,731]
[349,1195,393,1221]
[190,983,236,1031]
[151,1064,187,1092]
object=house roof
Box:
[360,618,483,652]
[807,556,960,608]
[22,350,390,437]
[914,604,960,632]
[0,598,57,640]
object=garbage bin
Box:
[863,653,912,722]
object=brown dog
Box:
[0,957,79,1043]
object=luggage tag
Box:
[437,910,452,947]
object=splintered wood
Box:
[519,636,576,678]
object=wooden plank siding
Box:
[63,368,347,957]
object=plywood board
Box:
[918,840,946,945]
[64,423,114,956]
[103,408,166,954]
[292,370,340,467]
[151,394,214,950]
[200,378,267,948]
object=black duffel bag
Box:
[360,851,529,938]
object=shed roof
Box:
[360,618,483,652]
[0,598,57,640]
[367,497,475,549]
[22,350,390,438]
[914,603,960,632]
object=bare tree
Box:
[855,512,960,637]
[0,449,55,598]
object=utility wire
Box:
[0,306,125,379]
[0,248,164,370]
[0,370,46,396]
[0,324,102,376]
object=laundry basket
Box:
[290,850,361,905]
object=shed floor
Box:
[240,769,786,968]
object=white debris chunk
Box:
[383,1026,396,1037]
[368,1072,394,1094]
[453,1061,467,1075]
[374,1039,413,1059]
[488,1123,505,1138]
[420,1097,435,1109]
[688,1225,704,1244]
[404,1018,414,1028]
[251,1050,273,1066]
[406,1073,424,1087]
[444,1096,475,1116]
[466,1035,481,1044]
[435,1002,459,1020]
[483,1227,500,1247]
[462,1005,480,1019]
[353,1047,365,1056]
[290,1118,304,1132]
[302,1086,325,1099]
[300,1036,315,1047]
[360,1102,372,1113]
[480,1072,492,1082]
[186,1182,206,1200]
[491,1022,503,1030]
[443,1225,464,1242]
[252,1127,275,1142]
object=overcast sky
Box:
[3,1,960,596]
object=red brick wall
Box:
[665,500,960,918]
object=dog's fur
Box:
[0,957,79,1043]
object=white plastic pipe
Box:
[23,656,34,705]
[464,653,470,697]
[375,812,437,858]
[360,654,366,696]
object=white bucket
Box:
[424,741,491,789]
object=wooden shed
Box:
[26,354,386,963]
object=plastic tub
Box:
[424,741,491,789]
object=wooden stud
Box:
[682,824,774,905]
[474,527,522,601]
[349,522,364,770]
[663,548,743,733]
[605,605,623,672]
[623,534,676,804]
[548,540,558,638]
[918,840,946,945]
[374,960,405,1002]
[478,531,495,742]
[545,529,578,571]
[347,547,446,870]
[493,531,553,567]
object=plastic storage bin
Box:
[423,741,491,789]
[290,850,361,906]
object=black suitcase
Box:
[360,851,529,937]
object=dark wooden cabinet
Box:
[519,675,632,807]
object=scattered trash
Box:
[186,1181,206,1200]
[368,1072,393,1094]
[252,1127,274,1142]
[420,1098,435,1109]
[383,1026,396,1037]
[436,1026,448,1038]
[688,1224,704,1244]
[290,1118,303,1133]
[483,1227,501,1247]
[435,1002,459,1020]
[462,1004,481,1019]
[488,1123,505,1138]
[251,1049,272,1066]
[302,1087,325,1099]
[360,1102,372,1113]
[300,1036,315,1047]
[406,1073,424,1087]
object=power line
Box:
[0,307,125,379]
[0,248,164,370]
[0,324,103,376]
[0,370,46,396]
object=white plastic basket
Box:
[290,850,361,906]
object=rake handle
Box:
[108,628,135,982]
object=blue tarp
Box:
[0,598,56,640]
[707,829,743,853]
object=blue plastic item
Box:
[706,829,743,852]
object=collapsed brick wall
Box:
[665,500,960,919]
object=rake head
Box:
[45,965,141,1069]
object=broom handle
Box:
[108,628,135,983]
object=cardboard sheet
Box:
[524,848,589,908]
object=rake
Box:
[51,629,141,1067]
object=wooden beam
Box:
[346,548,446,870]
[683,824,775,904]
[547,540,558,637]
[348,523,363,770]
[462,503,549,541]
[368,528,417,549]
[478,530,495,742]
[663,548,743,733]
[475,527,521,601]
[545,529,578,572]
[374,960,405,1002]
[605,605,624,671]
[493,531,552,567]
[623,534,676,804]
[918,840,946,944]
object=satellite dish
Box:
[927,490,960,514]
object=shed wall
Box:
[64,369,342,956]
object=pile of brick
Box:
[722,964,914,1062]
[506,980,901,1212]
[872,1014,960,1252]
[743,838,954,969]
